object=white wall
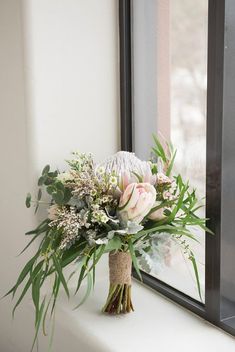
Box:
[0,1,119,351]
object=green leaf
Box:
[152,135,167,162]
[48,170,58,178]
[55,182,65,191]
[37,188,42,201]
[38,176,46,186]
[2,251,40,299]
[51,275,60,316]
[30,297,46,352]
[34,203,39,214]
[105,236,122,252]
[189,251,202,301]
[25,193,31,208]
[18,232,42,255]
[166,149,177,176]
[61,243,86,267]
[52,254,70,298]
[42,296,52,336]
[25,219,49,236]
[52,190,64,205]
[63,188,72,203]
[32,268,43,326]
[128,240,142,281]
[42,164,50,175]
[73,271,93,310]
[131,171,143,183]
[92,248,96,287]
[46,185,56,195]
[74,256,90,295]
[84,244,106,280]
[12,261,43,317]
[147,199,176,217]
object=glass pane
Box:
[132,0,208,301]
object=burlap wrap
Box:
[109,251,132,285]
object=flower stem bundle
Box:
[102,251,134,314]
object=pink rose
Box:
[148,201,165,221]
[118,183,156,224]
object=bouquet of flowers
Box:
[5,137,211,349]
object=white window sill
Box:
[50,256,235,352]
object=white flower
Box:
[96,166,105,175]
[101,214,109,223]
[92,209,109,224]
[109,176,117,186]
[48,204,59,220]
[57,172,74,183]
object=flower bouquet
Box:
[5,137,211,349]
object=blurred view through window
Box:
[132,0,208,301]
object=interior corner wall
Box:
[0,1,119,351]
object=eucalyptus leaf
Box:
[42,165,50,175]
[105,236,122,252]
[25,193,31,208]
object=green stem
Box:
[102,283,134,314]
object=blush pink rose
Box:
[118,182,156,224]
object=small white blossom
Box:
[96,166,105,175]
[109,176,117,186]
[57,172,74,183]
[48,204,59,220]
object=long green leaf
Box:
[128,240,142,281]
[189,251,202,301]
[31,297,46,352]
[52,254,70,298]
[42,295,52,336]
[32,267,44,326]
[166,149,177,176]
[152,135,167,162]
[84,244,106,280]
[3,251,40,299]
[74,255,90,295]
[12,261,44,317]
[73,271,93,310]
[51,275,60,317]
[18,232,43,256]
[25,219,49,235]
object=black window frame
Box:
[119,0,235,336]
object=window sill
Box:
[53,256,235,352]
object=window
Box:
[119,0,235,336]
[131,0,207,302]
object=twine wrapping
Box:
[109,251,132,285]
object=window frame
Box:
[119,0,235,336]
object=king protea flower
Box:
[98,151,156,190]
